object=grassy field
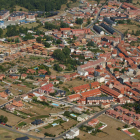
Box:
[20,22,39,29]
[15,5,29,11]
[128,128,140,140]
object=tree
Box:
[87,18,91,25]
[0,28,3,37]
[64,111,70,116]
[114,68,119,72]
[117,127,121,130]
[60,21,69,28]
[53,64,63,72]
[75,18,83,25]
[44,42,50,48]
[124,124,128,128]
[36,37,42,43]
[56,39,61,44]
[3,117,8,123]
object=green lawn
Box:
[18,121,26,127]
[128,128,140,140]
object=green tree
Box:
[36,37,42,43]
[75,18,83,25]
[0,28,3,37]
[56,39,61,44]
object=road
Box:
[0,104,120,140]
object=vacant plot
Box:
[0,99,7,105]
[128,128,140,140]
[59,78,89,90]
[78,114,133,140]
[0,110,22,126]
[44,125,65,136]
[15,5,28,11]
[97,114,132,140]
[61,119,77,130]
[114,24,139,34]
[20,23,39,29]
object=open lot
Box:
[0,127,36,140]
[43,125,65,136]
[20,23,39,29]
[0,110,23,126]
[59,78,89,90]
[61,119,77,130]
[78,114,133,140]
[114,24,139,34]
[0,98,7,105]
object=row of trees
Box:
[45,21,70,30]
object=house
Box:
[100,85,123,99]
[38,83,54,94]
[12,100,23,109]
[62,117,69,122]
[5,89,12,96]
[88,119,99,127]
[87,96,114,105]
[77,114,88,122]
[0,74,5,81]
[37,96,47,102]
[5,104,15,112]
[8,67,18,74]
[65,127,79,139]
[56,90,66,97]
[31,119,44,125]
[0,92,8,99]
[77,58,105,76]
[59,64,66,70]
[26,69,36,74]
[97,76,105,83]
[15,136,30,140]
[21,74,27,79]
[67,94,81,102]
[101,102,111,108]
[9,74,19,79]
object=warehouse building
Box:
[93,25,104,35]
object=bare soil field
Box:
[44,125,65,136]
[0,110,23,126]
[61,119,77,130]
[0,98,7,105]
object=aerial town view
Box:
[0,0,140,140]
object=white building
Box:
[97,76,105,83]
[77,114,88,122]
[65,127,79,139]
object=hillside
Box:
[0,0,76,12]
